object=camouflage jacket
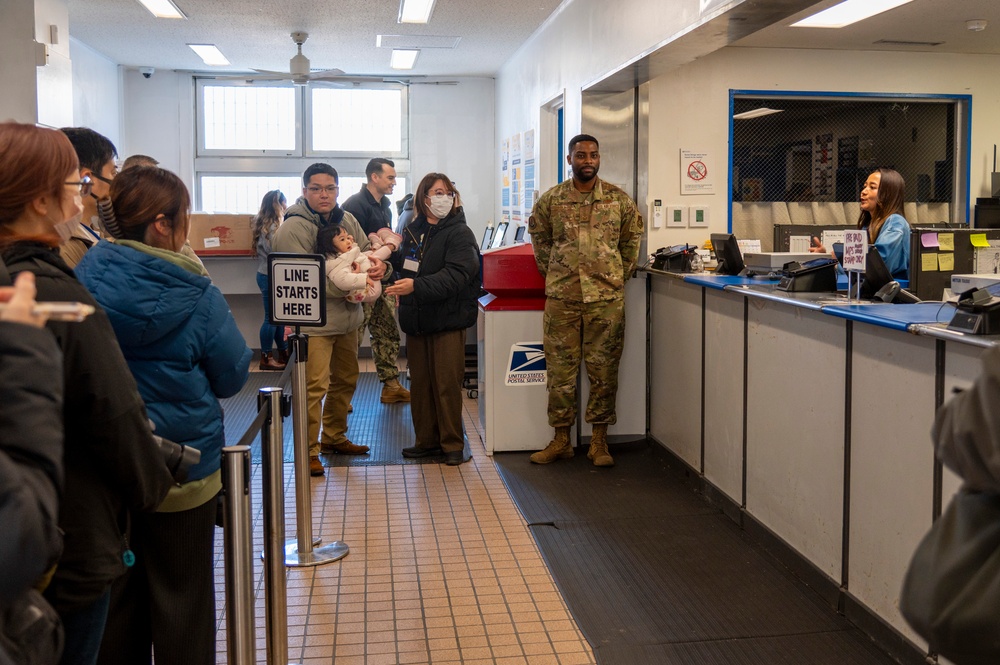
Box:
[528,177,643,303]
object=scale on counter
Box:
[947,286,1000,335]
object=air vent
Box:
[376,34,461,49]
[873,39,943,47]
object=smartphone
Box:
[0,301,96,322]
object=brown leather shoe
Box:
[320,440,370,455]
[309,456,325,476]
[380,378,411,404]
[259,352,286,371]
[274,348,290,364]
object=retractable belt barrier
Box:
[220,336,349,665]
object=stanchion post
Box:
[259,387,290,665]
[285,333,349,567]
[221,445,255,665]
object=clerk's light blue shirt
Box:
[867,213,910,279]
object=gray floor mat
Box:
[494,440,900,665]
[221,371,457,466]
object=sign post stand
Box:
[267,253,347,567]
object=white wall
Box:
[645,47,1000,249]
[122,69,193,183]
[0,0,38,123]
[70,37,121,145]
[408,78,495,234]
[33,0,71,128]
[494,0,753,206]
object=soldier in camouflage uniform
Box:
[527,134,643,467]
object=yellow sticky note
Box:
[938,233,954,251]
[971,233,990,248]
[938,253,955,271]
[922,253,939,272]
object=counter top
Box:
[909,322,1000,348]
[820,302,954,332]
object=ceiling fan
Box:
[214,31,383,86]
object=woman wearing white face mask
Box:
[385,173,481,466]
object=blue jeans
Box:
[256,272,287,353]
[59,589,111,665]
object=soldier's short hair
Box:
[568,134,599,153]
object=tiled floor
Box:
[212,359,595,664]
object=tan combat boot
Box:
[587,424,614,467]
[381,377,411,403]
[529,426,573,464]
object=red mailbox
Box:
[480,244,545,311]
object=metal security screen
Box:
[729,92,969,249]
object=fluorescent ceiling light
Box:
[733,108,784,120]
[398,0,436,24]
[188,44,230,66]
[791,0,915,28]
[391,49,420,70]
[136,0,186,19]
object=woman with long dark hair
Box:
[252,189,288,369]
[0,121,173,665]
[75,166,251,665]
[385,173,481,465]
[810,167,911,278]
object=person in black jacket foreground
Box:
[0,122,173,665]
[0,270,65,665]
[385,173,481,465]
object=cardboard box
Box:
[188,213,254,256]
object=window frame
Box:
[193,78,410,212]
[304,82,409,160]
[195,79,303,158]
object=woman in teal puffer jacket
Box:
[76,166,251,665]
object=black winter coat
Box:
[341,186,392,237]
[392,209,481,336]
[0,322,63,605]
[1,243,173,613]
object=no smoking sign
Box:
[681,149,715,195]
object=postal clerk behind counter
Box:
[809,167,911,279]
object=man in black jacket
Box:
[341,158,410,404]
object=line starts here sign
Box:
[268,253,326,327]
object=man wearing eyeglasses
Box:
[59,127,119,268]
[272,163,387,477]
[341,158,410,406]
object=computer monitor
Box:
[514,225,526,243]
[710,233,745,276]
[490,221,509,249]
[480,226,495,252]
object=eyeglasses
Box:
[426,191,456,198]
[307,185,340,194]
[91,171,116,185]
[66,175,93,197]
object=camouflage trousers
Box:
[543,297,626,427]
[361,291,401,383]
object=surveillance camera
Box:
[139,67,155,79]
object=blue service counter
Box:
[646,268,998,660]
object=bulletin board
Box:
[907,226,1000,300]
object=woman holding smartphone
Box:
[0,121,173,665]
